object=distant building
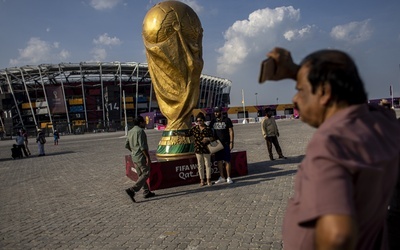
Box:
[0,62,231,135]
[192,104,298,124]
[368,97,400,109]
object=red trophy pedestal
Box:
[125,150,248,190]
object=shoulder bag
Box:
[207,139,224,154]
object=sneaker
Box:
[214,177,226,184]
[143,192,156,199]
[279,156,287,159]
[227,177,233,184]
[125,188,136,203]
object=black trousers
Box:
[17,144,29,157]
[265,136,283,160]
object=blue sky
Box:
[1,0,399,106]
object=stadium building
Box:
[0,62,231,136]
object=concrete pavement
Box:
[0,120,315,249]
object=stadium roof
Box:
[0,62,231,93]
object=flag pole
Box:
[123,90,128,136]
[391,85,394,109]
[242,89,247,124]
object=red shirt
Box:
[283,104,400,250]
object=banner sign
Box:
[126,150,248,190]
[46,86,66,114]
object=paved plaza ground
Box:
[0,119,325,249]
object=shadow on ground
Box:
[131,154,304,203]
[0,151,76,162]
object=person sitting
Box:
[11,144,22,159]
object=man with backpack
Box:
[36,129,46,156]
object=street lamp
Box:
[255,93,258,106]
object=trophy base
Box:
[156,129,194,157]
[125,150,249,190]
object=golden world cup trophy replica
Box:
[142,1,203,158]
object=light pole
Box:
[255,93,258,106]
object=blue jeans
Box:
[37,142,45,155]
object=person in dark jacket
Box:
[209,107,235,184]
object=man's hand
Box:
[266,47,299,81]
[143,150,151,166]
[146,156,150,166]
[125,141,131,151]
[315,214,357,250]
[201,137,210,144]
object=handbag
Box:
[207,139,224,154]
[39,136,46,144]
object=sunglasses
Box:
[196,119,204,122]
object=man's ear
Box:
[319,82,332,106]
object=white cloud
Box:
[89,33,122,62]
[330,19,372,43]
[284,25,314,41]
[46,27,50,32]
[93,33,122,46]
[59,49,70,60]
[9,37,70,66]
[90,48,107,61]
[217,6,301,75]
[89,0,121,10]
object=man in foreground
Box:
[125,116,155,203]
[264,47,400,249]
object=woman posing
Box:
[175,113,214,186]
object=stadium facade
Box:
[0,62,231,135]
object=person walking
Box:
[175,112,214,186]
[263,47,400,250]
[21,129,31,155]
[209,106,234,184]
[15,131,29,157]
[125,116,155,203]
[261,111,286,160]
[36,129,46,156]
